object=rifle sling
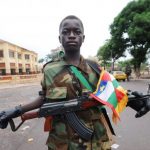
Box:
[70,65,93,91]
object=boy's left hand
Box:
[127,91,150,117]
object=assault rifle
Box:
[8,93,100,141]
[1,89,150,141]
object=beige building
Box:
[0,39,38,75]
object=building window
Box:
[0,69,6,75]
[0,50,3,57]
[11,69,16,75]
[25,54,30,60]
[9,50,15,58]
[18,53,22,59]
[19,69,23,74]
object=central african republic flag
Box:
[90,70,128,123]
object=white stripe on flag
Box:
[96,81,114,102]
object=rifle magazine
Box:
[65,112,93,141]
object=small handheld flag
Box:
[90,70,128,123]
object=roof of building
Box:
[0,39,38,55]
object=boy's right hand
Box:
[0,106,23,129]
[0,111,9,129]
[0,120,8,129]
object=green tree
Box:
[97,40,111,69]
[38,58,45,63]
[45,54,52,62]
[97,38,126,71]
[110,0,150,77]
[117,59,132,71]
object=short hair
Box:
[59,15,84,33]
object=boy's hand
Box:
[0,111,9,129]
[127,91,150,118]
[135,97,150,118]
[0,106,22,129]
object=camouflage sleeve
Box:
[41,74,46,90]
[40,73,47,99]
[41,63,68,101]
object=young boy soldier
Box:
[0,15,150,150]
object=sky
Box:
[0,0,133,59]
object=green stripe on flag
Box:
[107,92,118,108]
[112,79,119,88]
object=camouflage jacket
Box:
[41,55,113,149]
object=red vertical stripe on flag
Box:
[101,71,111,81]
[115,89,125,102]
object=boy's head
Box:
[59,15,84,34]
[59,15,85,53]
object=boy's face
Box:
[59,19,85,53]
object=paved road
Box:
[0,82,48,150]
[113,79,150,150]
[0,80,150,150]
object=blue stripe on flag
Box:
[95,80,107,95]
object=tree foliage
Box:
[97,40,111,61]
[110,0,150,76]
[97,37,126,70]
[38,58,45,63]
[97,40,111,69]
[117,59,132,71]
[45,54,52,62]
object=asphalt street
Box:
[0,79,150,150]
